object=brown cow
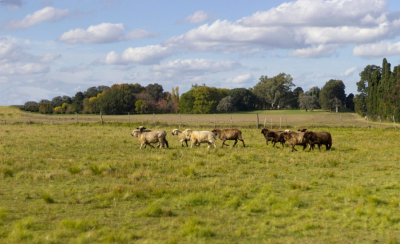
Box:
[280,131,309,152]
[303,131,332,151]
[211,128,245,147]
[261,128,285,148]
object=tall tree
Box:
[98,84,135,114]
[146,83,164,101]
[217,96,237,112]
[179,89,195,113]
[73,92,85,113]
[228,88,256,111]
[24,101,39,112]
[252,73,295,109]
[346,93,355,111]
[320,79,346,112]
[39,99,53,114]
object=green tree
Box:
[228,88,255,111]
[73,92,84,113]
[98,84,135,114]
[135,100,147,114]
[39,99,53,114]
[252,75,269,109]
[217,96,237,112]
[299,93,318,111]
[346,93,355,111]
[146,83,164,101]
[51,96,64,108]
[320,80,346,112]
[287,87,304,109]
[24,101,39,112]
[179,90,195,113]
[84,86,110,98]
[192,86,216,114]
[252,73,295,109]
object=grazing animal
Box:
[134,126,169,148]
[185,130,216,148]
[261,128,284,147]
[265,131,285,148]
[298,128,308,132]
[211,128,245,147]
[131,127,168,149]
[280,131,310,152]
[171,129,191,147]
[303,131,332,151]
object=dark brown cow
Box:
[303,131,332,151]
[261,128,285,148]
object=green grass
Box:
[1,120,400,243]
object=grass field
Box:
[1,107,400,243]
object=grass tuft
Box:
[42,193,56,204]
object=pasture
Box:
[1,107,400,243]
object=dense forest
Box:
[19,72,356,115]
[355,58,400,122]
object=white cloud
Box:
[185,11,212,24]
[238,0,387,27]
[337,67,357,77]
[4,7,69,29]
[164,20,297,53]
[162,0,396,57]
[40,53,61,63]
[59,64,91,73]
[225,74,253,84]
[352,41,400,58]
[152,58,242,76]
[59,23,157,44]
[124,29,158,40]
[289,44,338,58]
[0,63,49,75]
[101,45,173,65]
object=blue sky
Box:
[1,0,400,105]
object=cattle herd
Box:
[131,126,332,152]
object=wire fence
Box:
[0,111,398,130]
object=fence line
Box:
[1,111,398,130]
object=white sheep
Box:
[171,129,191,147]
[185,129,216,148]
[131,127,168,149]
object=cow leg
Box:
[222,139,229,147]
[185,140,188,147]
[232,139,238,147]
[164,139,169,148]
[240,139,245,147]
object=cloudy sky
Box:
[1,0,400,105]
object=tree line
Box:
[20,73,355,115]
[355,58,400,122]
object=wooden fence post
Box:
[100,111,103,125]
[256,113,259,129]
[128,112,130,126]
[179,113,181,129]
[214,114,216,128]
